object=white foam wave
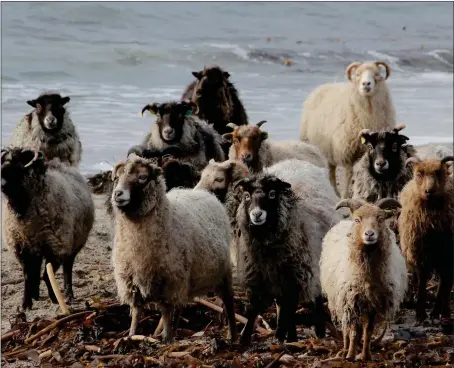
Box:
[206,43,250,61]
[367,50,404,71]
[426,49,453,67]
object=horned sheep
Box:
[300,61,396,199]
[110,155,236,343]
[224,120,327,173]
[233,159,342,345]
[398,155,454,323]
[1,147,94,310]
[140,100,225,170]
[8,93,82,167]
[320,198,407,361]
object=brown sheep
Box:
[398,155,454,323]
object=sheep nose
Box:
[376,160,386,167]
[362,81,371,86]
[241,153,252,163]
[252,211,262,219]
[114,190,124,198]
[364,230,375,237]
[163,127,174,134]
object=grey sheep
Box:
[140,100,225,170]
[110,155,236,343]
[1,147,94,310]
[8,93,82,167]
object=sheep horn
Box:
[393,124,406,133]
[226,122,238,130]
[441,156,454,164]
[256,120,267,128]
[375,61,391,80]
[23,150,39,168]
[335,198,365,212]
[346,62,362,82]
[405,156,421,167]
[376,198,401,210]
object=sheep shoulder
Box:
[268,141,327,168]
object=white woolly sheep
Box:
[141,100,225,170]
[300,61,396,198]
[1,147,94,309]
[320,198,407,361]
[398,155,454,323]
[223,120,327,173]
[233,159,342,345]
[110,155,236,343]
[8,93,82,167]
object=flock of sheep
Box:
[1,60,453,362]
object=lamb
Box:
[398,155,454,323]
[141,100,225,170]
[8,93,82,167]
[223,120,327,173]
[300,61,396,199]
[320,198,407,361]
[233,163,341,345]
[181,65,248,135]
[1,147,95,310]
[110,155,236,343]
[350,124,414,202]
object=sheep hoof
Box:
[21,299,33,311]
[356,352,372,361]
[335,350,347,358]
[65,291,75,305]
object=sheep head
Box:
[336,198,401,247]
[26,92,70,132]
[161,159,200,191]
[235,174,293,229]
[347,61,391,97]
[194,159,249,201]
[111,156,164,215]
[191,65,231,108]
[360,126,410,177]
[141,101,196,144]
[406,156,454,201]
[127,145,184,166]
[222,121,268,169]
[1,147,46,195]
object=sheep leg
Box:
[219,276,238,343]
[240,300,261,346]
[346,324,360,361]
[313,295,327,338]
[274,300,288,343]
[42,259,61,304]
[342,165,353,199]
[284,295,299,343]
[328,163,341,197]
[359,312,375,361]
[415,269,428,323]
[20,251,43,310]
[160,303,176,344]
[62,254,76,303]
[339,324,349,358]
[432,268,453,320]
[129,304,143,336]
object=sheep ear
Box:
[226,122,238,130]
[141,103,159,116]
[405,156,421,168]
[209,158,216,165]
[233,178,250,193]
[148,164,163,178]
[360,129,372,145]
[260,131,268,141]
[335,199,364,213]
[27,99,37,108]
[397,135,410,145]
[60,96,70,106]
[223,133,233,142]
[376,198,401,210]
[192,71,203,80]
[111,162,126,181]
[441,156,454,165]
[223,71,230,79]
[383,209,396,219]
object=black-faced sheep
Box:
[398,155,454,323]
[300,61,396,199]
[224,120,327,173]
[320,198,407,361]
[8,93,82,167]
[350,124,413,202]
[233,161,341,345]
[181,65,248,135]
[1,147,94,309]
[110,155,236,343]
[141,100,225,170]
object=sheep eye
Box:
[416,172,422,179]
[215,177,224,182]
[354,218,361,224]
[244,192,251,201]
[392,143,398,152]
[138,174,148,182]
[268,190,276,199]
[368,143,374,150]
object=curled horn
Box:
[23,150,39,168]
[359,128,372,137]
[226,122,238,130]
[346,62,362,82]
[441,156,454,164]
[375,61,391,80]
[393,124,407,134]
[1,148,7,161]
[376,198,401,210]
[335,198,365,212]
[256,120,267,128]
[141,104,151,116]
[405,156,421,167]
